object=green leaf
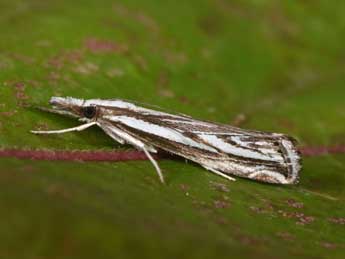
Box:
[1,0,344,258]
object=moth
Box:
[31,97,302,184]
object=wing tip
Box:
[280,137,302,184]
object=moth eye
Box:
[82,106,96,119]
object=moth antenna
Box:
[29,105,80,118]
[31,122,97,134]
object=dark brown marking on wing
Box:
[103,118,289,178]
[96,105,298,180]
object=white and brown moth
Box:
[31,97,302,184]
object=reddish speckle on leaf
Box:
[158,89,175,98]
[320,242,338,249]
[157,71,175,98]
[179,184,190,196]
[231,113,247,127]
[13,81,25,90]
[46,183,71,199]
[215,217,228,225]
[178,96,191,104]
[0,111,17,117]
[106,68,124,78]
[328,217,345,225]
[278,118,296,130]
[112,3,160,34]
[286,199,304,209]
[26,79,41,88]
[132,55,148,71]
[213,200,229,209]
[276,232,295,241]
[73,62,99,75]
[136,12,160,33]
[8,81,29,106]
[84,38,128,54]
[299,145,345,156]
[10,53,35,64]
[179,184,190,192]
[210,181,229,193]
[47,50,84,69]
[35,40,52,47]
[277,210,315,225]
[163,50,188,65]
[235,233,261,246]
[48,71,61,82]
[250,206,267,214]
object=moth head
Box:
[46,97,98,120]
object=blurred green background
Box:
[0,0,344,258]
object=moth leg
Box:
[99,124,126,144]
[142,146,165,184]
[100,125,163,183]
[202,165,236,181]
[31,122,98,134]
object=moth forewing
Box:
[102,115,301,184]
[31,97,302,184]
